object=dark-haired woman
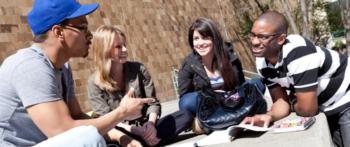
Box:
[178,18,267,133]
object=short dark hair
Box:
[33,33,48,43]
[32,19,68,43]
[256,11,289,34]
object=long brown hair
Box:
[188,17,238,90]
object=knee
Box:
[75,126,106,146]
[179,92,198,113]
[179,98,192,110]
[36,126,107,147]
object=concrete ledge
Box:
[167,113,333,147]
[161,99,334,147]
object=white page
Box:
[195,128,232,146]
[195,124,270,146]
[166,141,196,147]
[234,124,271,132]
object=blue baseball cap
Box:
[27,0,99,35]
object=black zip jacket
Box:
[177,42,245,97]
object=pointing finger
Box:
[127,87,135,97]
[140,98,155,105]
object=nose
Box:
[195,38,205,47]
[250,36,261,45]
[122,45,127,52]
[199,38,205,44]
[86,30,93,41]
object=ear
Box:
[277,34,287,45]
[51,25,64,40]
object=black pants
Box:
[109,110,194,147]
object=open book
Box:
[194,116,315,146]
[271,116,316,133]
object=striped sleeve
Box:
[285,37,320,92]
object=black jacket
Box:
[177,42,245,97]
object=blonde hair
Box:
[91,25,126,91]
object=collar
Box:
[30,44,58,71]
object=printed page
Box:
[271,117,316,133]
[232,124,271,132]
[195,127,233,146]
[195,124,270,146]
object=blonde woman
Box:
[88,25,193,147]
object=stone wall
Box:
[0,0,293,112]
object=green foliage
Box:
[334,40,346,48]
[292,3,302,33]
[237,1,271,39]
[325,2,345,34]
[311,0,331,47]
[333,30,346,38]
[239,12,254,38]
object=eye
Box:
[75,25,88,31]
[249,32,257,38]
[261,36,269,40]
[203,36,212,40]
[258,34,270,40]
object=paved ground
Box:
[160,99,180,117]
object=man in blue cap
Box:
[0,0,153,146]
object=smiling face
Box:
[193,30,214,58]
[110,33,128,64]
[250,20,282,59]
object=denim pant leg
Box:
[35,126,106,147]
[245,78,266,94]
[339,108,350,147]
[179,92,198,114]
[245,79,267,114]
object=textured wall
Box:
[0,0,291,112]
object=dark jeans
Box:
[327,107,350,147]
[108,110,193,147]
[179,78,266,114]
[179,92,198,114]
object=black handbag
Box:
[196,83,266,134]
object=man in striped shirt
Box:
[241,11,350,147]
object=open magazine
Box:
[271,116,316,133]
[193,116,315,146]
[193,124,270,146]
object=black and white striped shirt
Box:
[256,35,350,114]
